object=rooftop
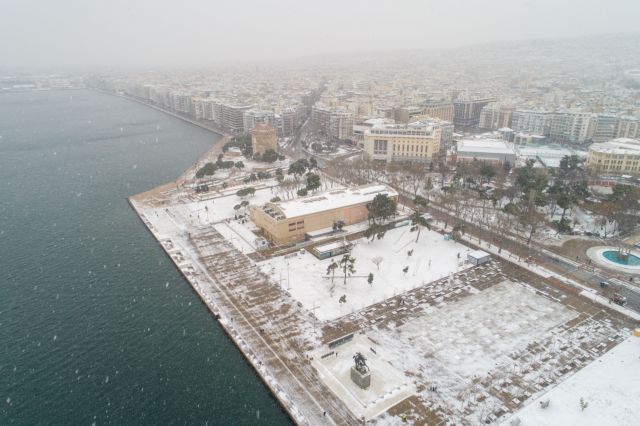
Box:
[457,138,515,155]
[589,138,640,155]
[265,184,397,220]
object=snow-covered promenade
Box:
[128,187,358,426]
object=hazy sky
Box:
[2,0,639,70]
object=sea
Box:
[0,89,291,425]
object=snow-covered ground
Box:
[504,336,640,426]
[372,281,577,380]
[258,226,473,321]
[179,184,279,224]
[312,334,416,420]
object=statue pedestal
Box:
[350,366,371,389]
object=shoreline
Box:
[120,93,310,424]
[127,197,302,425]
[117,92,306,423]
[91,88,231,138]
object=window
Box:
[373,139,388,155]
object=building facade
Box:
[422,100,454,122]
[363,121,442,163]
[478,103,514,130]
[587,138,640,175]
[454,139,516,166]
[511,110,550,136]
[589,114,619,143]
[453,97,495,131]
[243,109,278,134]
[251,123,278,155]
[311,105,354,140]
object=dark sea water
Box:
[0,90,291,425]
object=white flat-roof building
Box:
[455,138,516,165]
[251,184,398,245]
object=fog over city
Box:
[2,0,640,69]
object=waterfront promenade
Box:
[129,174,358,425]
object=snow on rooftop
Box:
[589,138,640,155]
[468,249,490,259]
[364,117,394,126]
[273,184,397,219]
[457,138,515,154]
[504,336,640,426]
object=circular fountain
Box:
[586,246,640,273]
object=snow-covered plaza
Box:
[504,335,640,426]
[371,281,578,380]
[259,226,473,321]
[311,335,416,420]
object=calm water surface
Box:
[0,90,291,425]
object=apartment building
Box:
[172,92,192,114]
[548,111,591,144]
[422,99,455,122]
[510,110,550,136]
[615,116,640,140]
[243,109,278,134]
[220,102,254,134]
[453,97,495,131]
[311,105,354,140]
[478,103,514,130]
[589,114,619,143]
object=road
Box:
[395,191,640,315]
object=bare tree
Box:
[371,256,383,270]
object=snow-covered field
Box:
[259,226,473,321]
[504,336,640,426]
[312,335,416,420]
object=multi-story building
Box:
[589,114,619,143]
[615,116,640,140]
[329,111,354,140]
[453,97,495,131]
[251,123,278,155]
[422,99,454,122]
[478,103,514,130]
[511,110,550,136]
[250,184,398,245]
[172,92,192,114]
[219,102,254,134]
[547,111,592,144]
[243,109,277,134]
[363,121,442,163]
[394,106,424,124]
[311,105,354,140]
[280,107,299,138]
[587,138,640,175]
